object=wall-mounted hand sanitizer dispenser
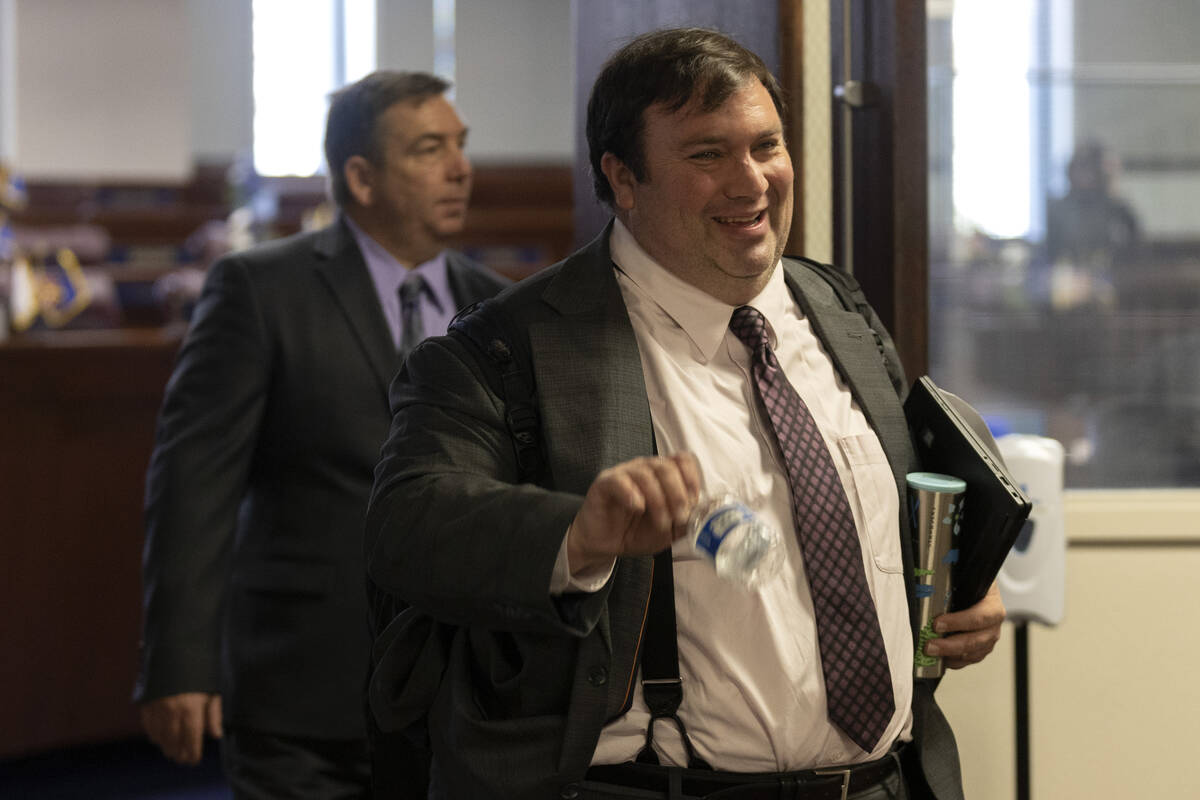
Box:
[995,434,1066,626]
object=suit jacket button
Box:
[560,783,581,799]
[588,665,608,687]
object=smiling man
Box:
[135,72,506,798]
[366,29,1002,800]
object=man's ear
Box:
[600,152,638,211]
[343,155,375,208]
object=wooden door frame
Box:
[778,0,806,255]
[827,0,929,379]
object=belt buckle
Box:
[814,767,851,800]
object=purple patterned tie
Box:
[729,305,895,753]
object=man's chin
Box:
[721,246,781,281]
[432,220,468,240]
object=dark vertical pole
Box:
[1014,621,1031,800]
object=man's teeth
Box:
[715,213,760,223]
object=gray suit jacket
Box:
[366,227,963,798]
[138,218,507,739]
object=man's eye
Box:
[689,150,720,161]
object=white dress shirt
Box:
[571,220,914,771]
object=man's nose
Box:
[724,153,769,198]
[447,145,471,182]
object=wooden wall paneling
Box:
[0,329,182,757]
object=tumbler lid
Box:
[906,471,967,493]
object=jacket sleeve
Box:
[365,334,610,637]
[135,255,270,703]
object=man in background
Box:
[135,71,506,798]
[366,29,1002,799]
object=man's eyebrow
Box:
[408,128,468,147]
[676,128,785,149]
[409,132,449,147]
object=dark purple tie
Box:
[729,305,895,753]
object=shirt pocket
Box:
[837,433,903,574]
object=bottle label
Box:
[694,502,754,560]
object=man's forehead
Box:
[383,96,465,139]
[650,77,771,112]
[644,81,780,132]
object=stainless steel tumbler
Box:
[907,471,967,678]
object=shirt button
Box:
[588,665,608,687]
[560,783,581,799]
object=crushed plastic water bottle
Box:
[688,493,784,589]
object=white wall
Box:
[454,0,573,162]
[7,0,192,181]
[0,0,15,162]
[187,0,253,164]
[1,0,575,179]
[376,0,434,74]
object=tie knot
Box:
[729,305,770,353]
[399,273,427,307]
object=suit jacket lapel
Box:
[530,227,655,493]
[444,250,476,311]
[313,218,397,397]
[783,261,905,459]
[445,250,495,312]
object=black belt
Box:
[583,746,903,800]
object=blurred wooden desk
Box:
[0,326,184,758]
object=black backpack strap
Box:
[790,256,907,398]
[448,300,542,483]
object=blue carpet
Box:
[0,738,231,800]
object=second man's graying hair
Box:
[586,27,786,208]
[324,71,452,208]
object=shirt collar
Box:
[344,215,450,313]
[608,218,790,361]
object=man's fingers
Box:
[668,452,703,514]
[595,467,646,517]
[178,712,204,764]
[934,582,1005,635]
[206,694,224,739]
[925,626,1000,665]
[629,459,681,532]
[139,694,216,765]
[935,603,1005,635]
[924,583,1005,668]
[573,454,707,563]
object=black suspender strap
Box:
[636,549,711,770]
